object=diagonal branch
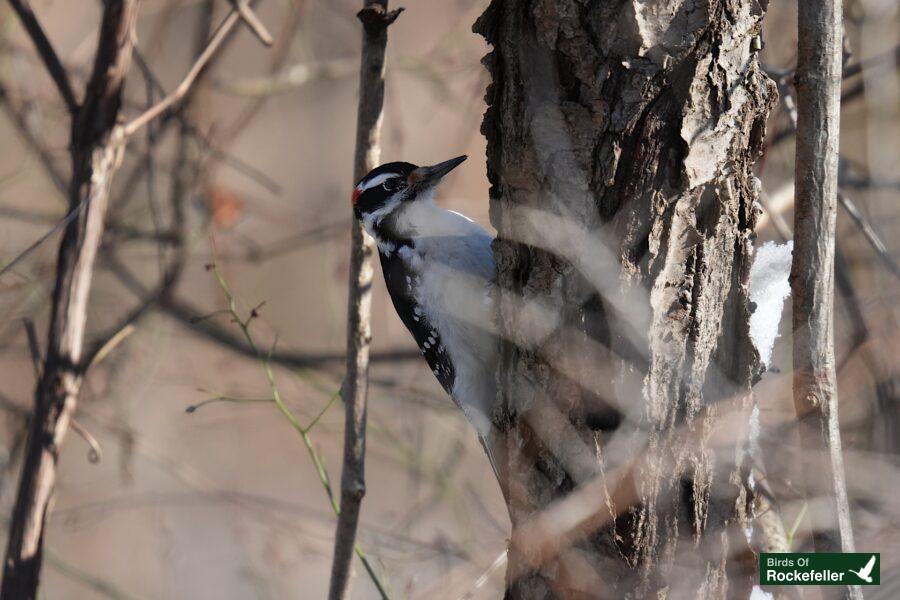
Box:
[836,190,900,281]
[768,76,900,284]
[128,48,282,194]
[0,1,275,281]
[123,1,272,137]
[0,81,68,196]
[6,0,79,113]
[105,255,421,369]
[230,0,274,46]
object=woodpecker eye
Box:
[382,178,404,192]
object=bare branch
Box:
[1,2,141,597]
[69,419,102,464]
[0,82,68,196]
[230,0,274,46]
[128,48,283,194]
[791,3,860,600]
[328,3,402,600]
[837,190,900,281]
[123,9,240,136]
[216,58,357,97]
[6,0,79,113]
[0,202,84,279]
[123,1,271,137]
[767,80,899,284]
[228,220,350,263]
[841,43,900,80]
[21,319,41,380]
[213,0,306,157]
[105,254,421,368]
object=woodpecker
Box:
[351,155,499,474]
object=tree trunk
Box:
[475,0,775,597]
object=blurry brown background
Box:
[0,0,897,598]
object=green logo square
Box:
[760,553,880,586]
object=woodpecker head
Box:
[351,155,467,241]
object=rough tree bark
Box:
[475,0,775,597]
[1,2,141,598]
[328,2,401,599]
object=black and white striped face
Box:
[351,161,415,225]
[351,156,467,237]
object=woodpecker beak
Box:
[408,155,467,189]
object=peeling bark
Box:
[475,0,775,597]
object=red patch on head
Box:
[351,186,361,205]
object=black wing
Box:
[379,249,455,394]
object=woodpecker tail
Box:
[478,434,501,484]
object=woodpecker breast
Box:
[372,201,497,432]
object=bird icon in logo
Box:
[848,555,877,583]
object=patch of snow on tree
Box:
[749,241,793,367]
[750,586,774,600]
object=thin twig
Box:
[230,220,350,263]
[44,545,144,600]
[329,2,402,600]
[217,58,357,96]
[768,81,899,284]
[0,81,69,196]
[841,43,900,79]
[21,319,41,380]
[123,2,271,137]
[216,0,305,143]
[0,202,84,279]
[204,250,390,597]
[230,0,274,46]
[766,43,900,148]
[837,190,900,281]
[185,395,273,413]
[105,253,420,367]
[128,49,282,194]
[86,323,135,369]
[69,419,102,463]
[6,0,79,113]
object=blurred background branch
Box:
[0,1,273,597]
